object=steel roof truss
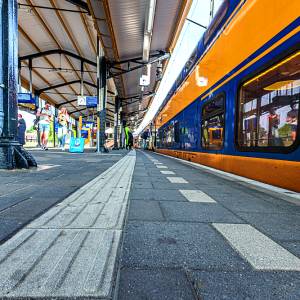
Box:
[108,51,170,78]
[19,49,97,67]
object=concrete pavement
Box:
[0,149,300,299]
[0,150,135,299]
[0,149,126,243]
[116,150,300,300]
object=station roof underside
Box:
[18,0,191,126]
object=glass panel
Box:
[202,95,225,150]
[238,51,300,148]
[174,121,180,143]
[203,95,224,119]
[204,0,229,45]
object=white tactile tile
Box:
[160,171,175,175]
[213,223,300,271]
[0,151,136,299]
[179,190,217,203]
[167,177,188,184]
[157,165,168,169]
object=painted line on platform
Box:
[155,152,300,205]
[157,165,168,169]
[0,151,136,299]
[160,170,175,175]
[167,177,188,184]
[179,190,217,203]
[37,164,61,171]
[153,162,163,165]
[213,223,300,271]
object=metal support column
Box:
[0,0,36,169]
[29,58,33,95]
[96,37,107,153]
[35,93,41,147]
[53,106,57,148]
[80,60,84,96]
[96,37,100,152]
[112,96,119,150]
[119,111,124,149]
[18,60,21,92]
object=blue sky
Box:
[135,0,224,135]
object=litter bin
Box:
[69,137,85,153]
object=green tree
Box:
[278,124,292,138]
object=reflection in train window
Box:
[174,121,180,143]
[201,94,225,150]
[238,51,300,149]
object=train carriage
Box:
[154,0,300,192]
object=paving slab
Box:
[128,200,165,221]
[190,270,300,300]
[152,181,196,190]
[237,212,300,241]
[160,170,176,175]
[132,181,153,189]
[160,202,243,223]
[281,242,300,257]
[121,221,250,270]
[0,228,121,298]
[179,189,217,203]
[213,223,300,271]
[117,268,195,300]
[129,188,187,202]
[167,177,188,184]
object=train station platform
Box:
[0,150,300,299]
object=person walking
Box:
[17,113,26,146]
[57,107,69,151]
[36,103,52,150]
[124,123,133,150]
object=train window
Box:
[237,51,300,150]
[201,94,225,150]
[174,121,180,143]
[185,48,198,74]
[204,0,229,46]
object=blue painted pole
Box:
[0,0,37,169]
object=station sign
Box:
[18,93,35,104]
[86,96,97,108]
[77,96,86,106]
[77,96,98,107]
[82,121,94,129]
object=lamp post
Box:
[0,0,37,169]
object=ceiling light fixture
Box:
[142,0,157,63]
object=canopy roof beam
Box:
[108,51,170,78]
[120,91,155,102]
[65,0,90,13]
[36,80,97,94]
[19,49,97,67]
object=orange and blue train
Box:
[154,0,300,192]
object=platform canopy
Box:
[18,0,191,125]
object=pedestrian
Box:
[124,123,133,150]
[57,107,69,151]
[36,103,52,150]
[286,102,298,142]
[17,113,26,146]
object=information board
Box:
[86,96,97,108]
[18,93,35,104]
